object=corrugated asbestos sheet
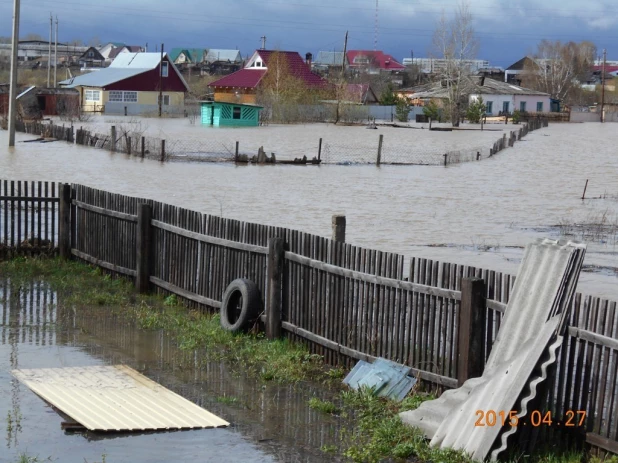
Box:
[400,239,586,461]
[12,365,230,431]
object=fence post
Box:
[266,237,285,340]
[458,277,486,386]
[58,183,72,260]
[318,138,322,161]
[332,215,346,242]
[376,134,383,166]
[141,136,145,158]
[235,141,239,161]
[476,151,480,161]
[111,125,116,152]
[161,140,166,162]
[443,153,448,166]
[136,203,152,293]
[127,137,132,155]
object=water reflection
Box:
[0,279,345,462]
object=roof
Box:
[60,52,188,90]
[204,49,242,63]
[13,365,229,431]
[209,50,327,89]
[346,50,405,71]
[314,51,346,66]
[506,56,536,71]
[201,100,263,109]
[402,76,550,99]
[169,48,207,63]
[346,83,378,103]
[108,46,144,60]
[79,47,105,61]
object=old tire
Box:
[220,279,261,332]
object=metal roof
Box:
[400,239,586,461]
[109,52,165,69]
[205,49,242,63]
[60,68,147,88]
[12,365,229,431]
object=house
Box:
[345,84,379,104]
[402,77,552,115]
[346,50,405,74]
[59,52,189,115]
[312,51,347,75]
[107,46,145,65]
[402,58,490,75]
[169,48,207,66]
[207,50,328,105]
[78,47,106,69]
[16,86,80,118]
[504,56,538,84]
[202,49,243,75]
[200,101,263,127]
[97,42,125,60]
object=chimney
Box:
[305,52,313,68]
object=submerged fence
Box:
[9,116,548,166]
[1,179,616,454]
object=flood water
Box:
[1,121,618,300]
[0,279,344,463]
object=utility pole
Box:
[47,13,52,87]
[54,16,58,87]
[601,48,606,123]
[374,0,378,51]
[260,36,266,50]
[341,31,348,74]
[7,0,20,147]
[158,43,164,117]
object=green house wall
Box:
[200,102,261,127]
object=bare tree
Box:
[431,1,478,126]
[521,40,596,104]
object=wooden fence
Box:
[0,179,617,454]
[14,120,74,142]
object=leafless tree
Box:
[521,40,596,104]
[431,1,478,126]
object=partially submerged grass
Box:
[0,256,335,384]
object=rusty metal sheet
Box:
[12,365,229,431]
[400,239,586,461]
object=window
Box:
[85,90,100,102]
[232,106,241,119]
[537,101,543,112]
[161,61,169,77]
[520,101,526,112]
[158,94,170,106]
[123,91,137,102]
[485,101,493,114]
[87,51,94,57]
[109,91,123,102]
[502,101,510,114]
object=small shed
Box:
[200,101,263,127]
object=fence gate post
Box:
[318,138,323,161]
[141,136,145,158]
[376,134,384,166]
[161,140,166,162]
[458,277,486,386]
[332,215,346,242]
[266,237,285,340]
[111,125,117,152]
[136,203,152,293]
[58,183,72,260]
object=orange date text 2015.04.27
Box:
[474,410,586,427]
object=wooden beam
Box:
[587,432,618,454]
[151,220,268,254]
[71,249,136,277]
[72,200,137,222]
[149,276,221,308]
[266,237,285,340]
[284,251,460,300]
[569,327,618,351]
[458,277,486,386]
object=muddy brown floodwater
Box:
[1,121,618,299]
[0,279,346,463]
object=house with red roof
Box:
[208,50,328,105]
[346,50,405,74]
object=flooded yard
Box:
[1,121,618,299]
[0,278,345,462]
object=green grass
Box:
[308,397,341,415]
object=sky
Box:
[2,0,618,67]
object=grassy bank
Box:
[0,257,600,463]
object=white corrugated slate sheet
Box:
[400,239,586,461]
[12,365,229,431]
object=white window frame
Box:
[123,91,137,103]
[158,94,170,106]
[108,91,123,102]
[161,61,169,77]
[84,90,100,102]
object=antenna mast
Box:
[374,0,378,51]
